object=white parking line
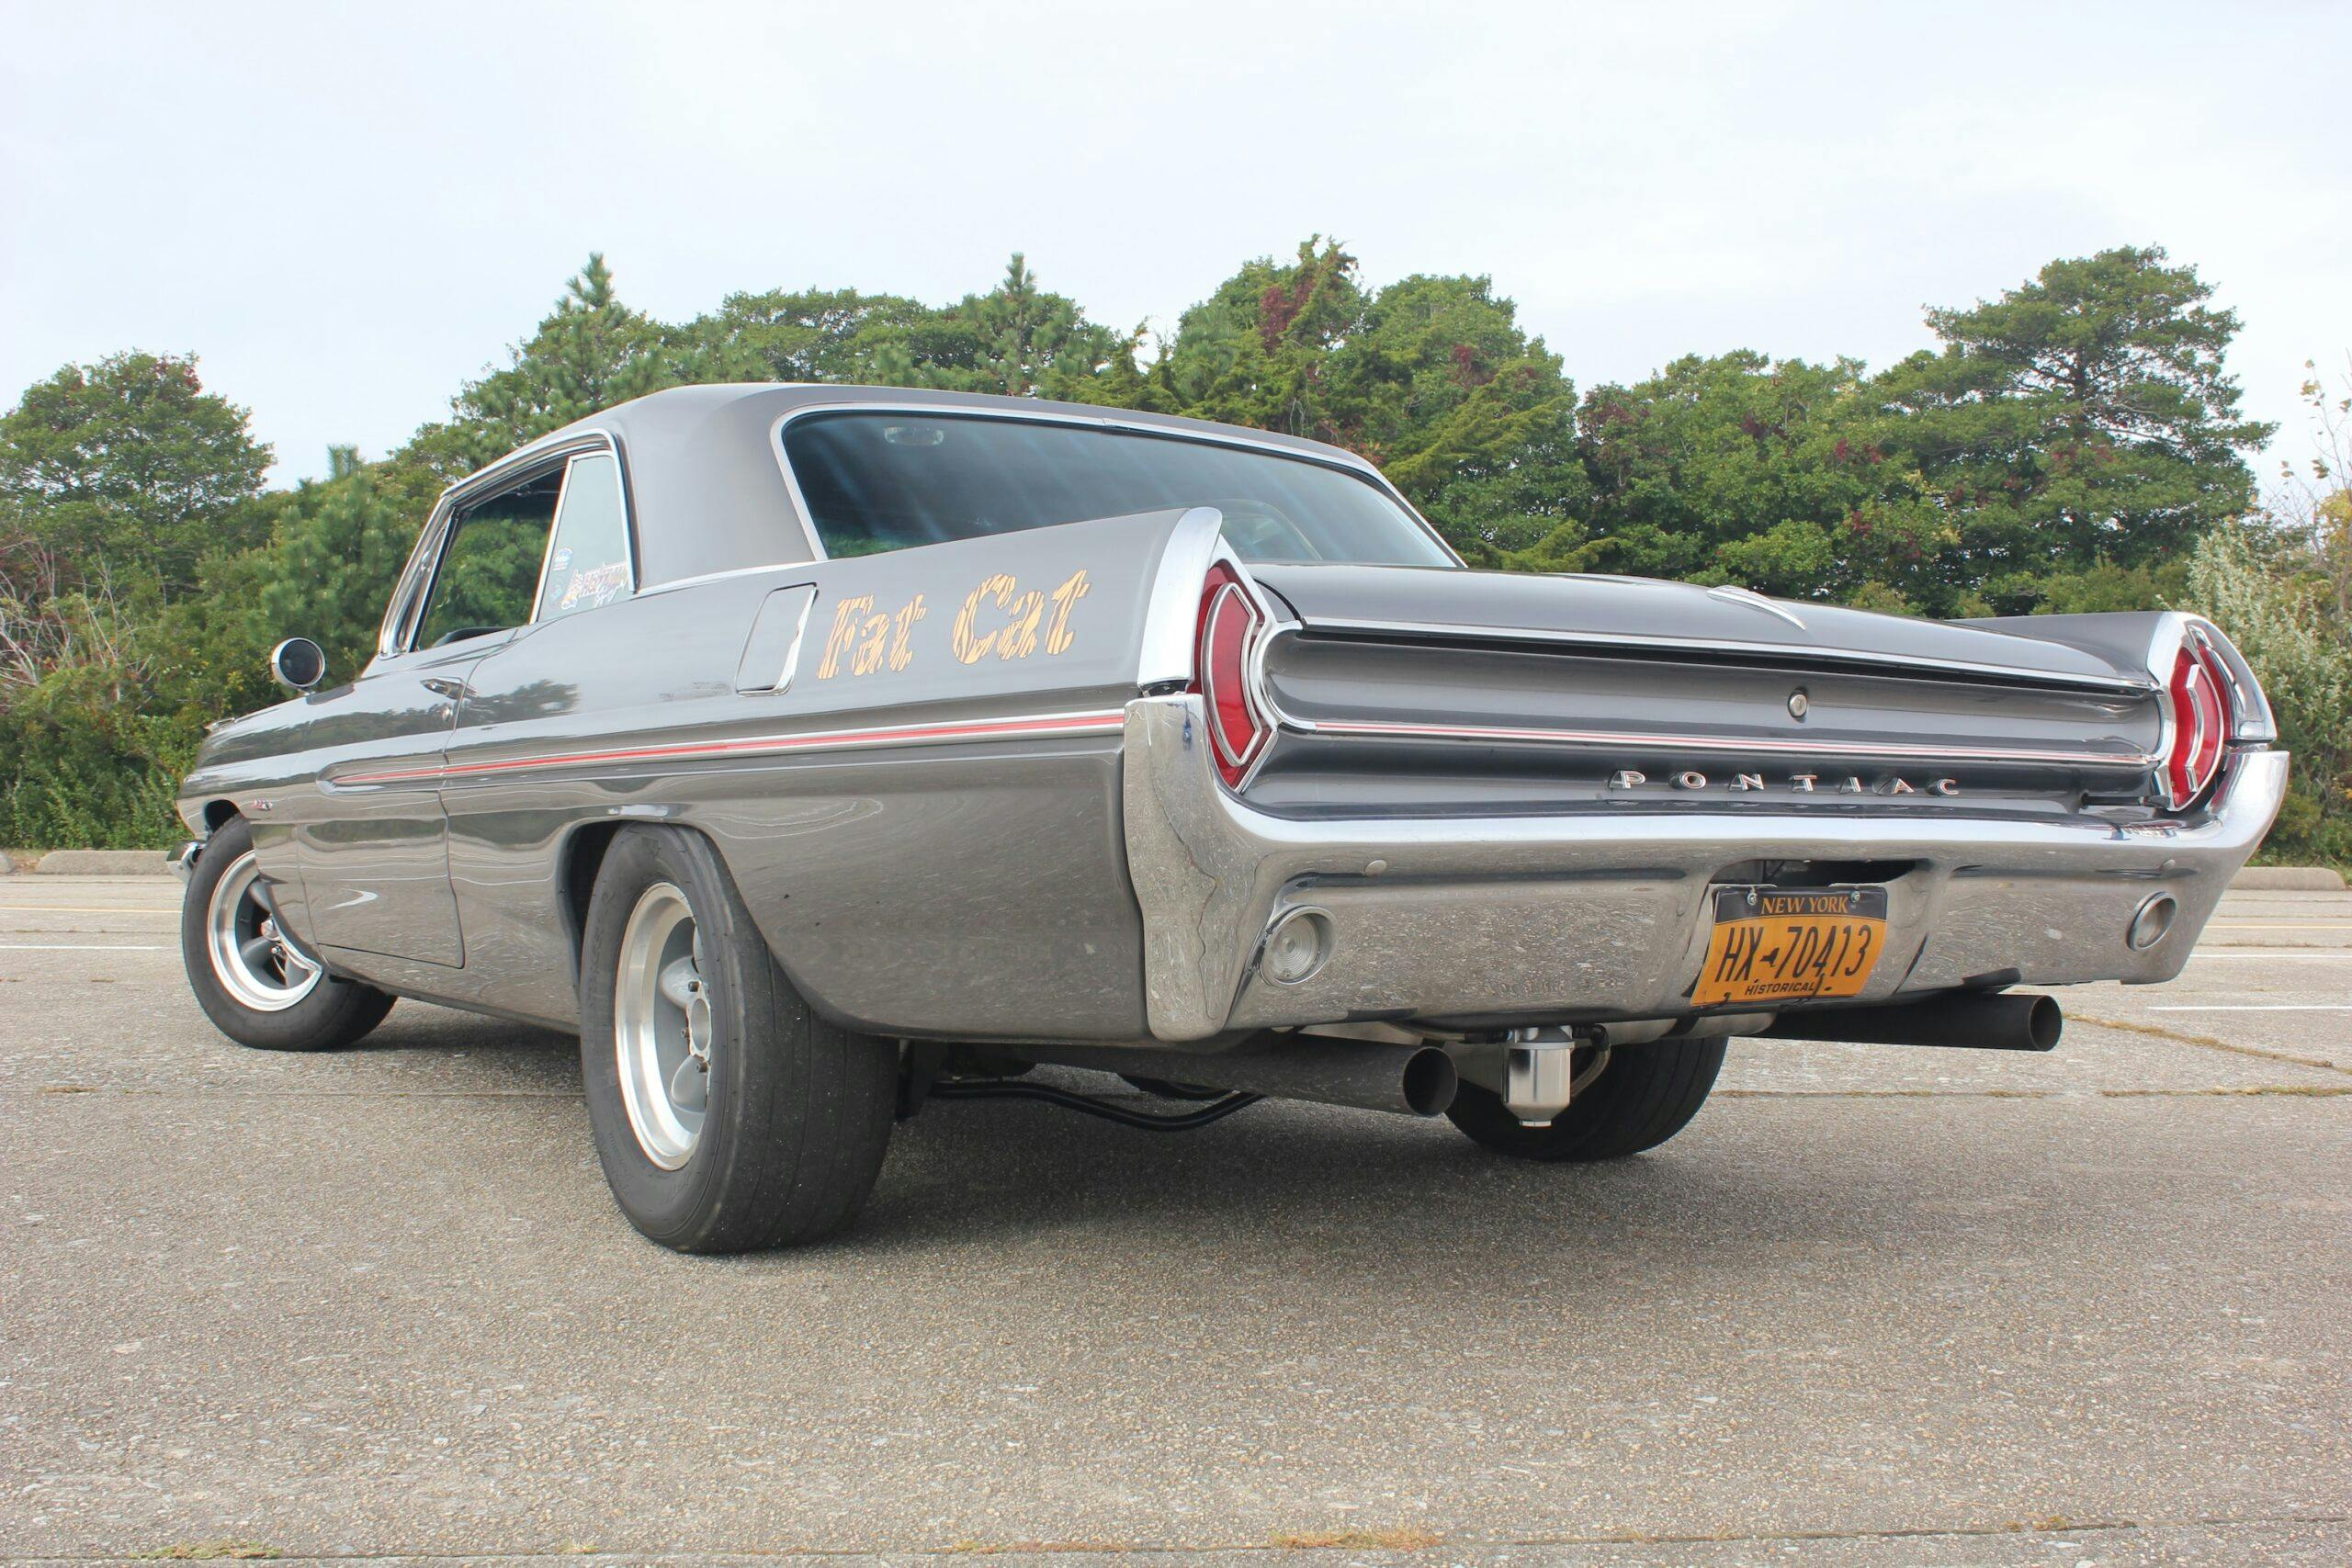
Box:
[0,943,171,952]
[0,906,175,915]
[2152,1004,2352,1012]
[2187,951,2352,960]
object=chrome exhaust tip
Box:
[2128,892,2178,951]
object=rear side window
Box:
[780,412,1457,569]
[535,453,633,623]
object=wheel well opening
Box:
[558,822,627,979]
[202,799,241,832]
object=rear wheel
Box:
[578,826,896,1252]
[179,816,394,1052]
[1447,1038,1726,1162]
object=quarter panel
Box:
[439,510,1203,1036]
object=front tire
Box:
[179,816,394,1052]
[578,826,896,1253]
[1447,1038,1727,1162]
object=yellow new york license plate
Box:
[1691,886,1888,1008]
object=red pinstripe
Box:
[330,708,1127,788]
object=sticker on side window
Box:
[558,560,629,611]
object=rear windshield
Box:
[779,412,1457,569]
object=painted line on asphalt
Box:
[2152,1004,2352,1012]
[0,943,171,951]
[2187,951,2352,960]
[0,905,175,914]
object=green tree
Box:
[961,253,1127,399]
[683,287,953,387]
[1875,245,2271,612]
[408,254,684,479]
[1159,236,1366,441]
[675,254,1128,401]
[1151,239,1589,559]
[1576,352,1949,604]
[0,351,272,601]
[2185,523,2352,863]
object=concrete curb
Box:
[27,849,177,876]
[2232,865,2347,891]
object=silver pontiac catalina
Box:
[173,385,2288,1251]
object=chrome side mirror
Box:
[270,637,327,694]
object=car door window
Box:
[415,468,563,649]
[534,453,633,623]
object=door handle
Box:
[421,677,467,698]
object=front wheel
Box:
[578,826,896,1253]
[1447,1038,1727,1162]
[179,816,394,1052]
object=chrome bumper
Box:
[169,840,202,883]
[1120,695,2290,1043]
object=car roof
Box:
[482,383,1385,586]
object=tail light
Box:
[1195,560,1269,787]
[2158,632,2233,810]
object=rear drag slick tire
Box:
[577,825,896,1253]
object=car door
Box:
[434,446,647,1020]
[291,457,568,966]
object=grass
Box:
[944,1542,1138,1556]
[1270,1527,1442,1551]
[130,1546,278,1562]
[943,1529,1442,1555]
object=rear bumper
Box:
[1120,695,2289,1042]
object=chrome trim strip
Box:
[765,401,1465,570]
[1296,716,2161,771]
[770,587,817,695]
[1295,615,2159,694]
[524,456,582,625]
[1238,610,1300,792]
[1200,581,1264,770]
[1136,507,1228,689]
[633,560,802,600]
[2145,611,2188,794]
[331,707,1126,788]
[1705,584,1808,630]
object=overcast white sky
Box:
[3,1,2344,488]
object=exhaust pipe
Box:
[1028,1037,1459,1118]
[1764,991,2062,1053]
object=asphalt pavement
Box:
[3,877,2347,1566]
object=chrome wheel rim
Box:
[205,851,323,1012]
[614,882,713,1169]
